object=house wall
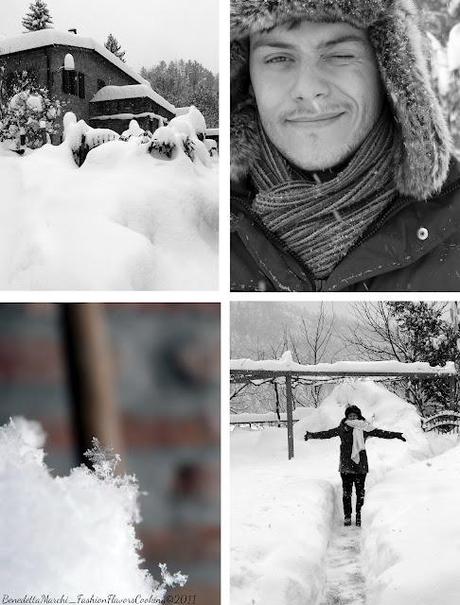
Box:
[2,44,140,139]
[89,96,175,134]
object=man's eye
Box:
[328,54,355,61]
[265,56,291,64]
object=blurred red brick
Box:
[123,414,219,447]
[139,525,220,562]
[0,339,63,383]
[43,415,220,449]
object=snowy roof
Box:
[0,29,149,87]
[231,352,456,377]
[90,84,175,113]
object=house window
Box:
[62,71,84,97]
[62,70,76,95]
[78,73,85,99]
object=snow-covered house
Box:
[0,29,175,139]
[89,84,175,133]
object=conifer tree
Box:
[22,0,53,32]
[104,34,126,63]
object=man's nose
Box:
[290,61,330,102]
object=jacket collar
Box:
[326,159,460,290]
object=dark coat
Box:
[306,420,402,474]
[231,158,460,292]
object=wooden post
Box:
[60,303,125,470]
[285,373,294,460]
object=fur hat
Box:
[231,0,452,199]
[344,405,364,419]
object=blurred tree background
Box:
[141,60,218,128]
[418,0,460,150]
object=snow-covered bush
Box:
[150,106,212,166]
[0,417,187,596]
[63,111,119,165]
[0,70,62,149]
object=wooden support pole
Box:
[285,373,294,460]
[60,303,125,470]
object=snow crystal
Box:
[0,418,187,597]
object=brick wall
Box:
[0,303,220,605]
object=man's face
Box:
[347,413,359,421]
[249,20,384,171]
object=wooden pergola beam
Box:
[230,366,458,459]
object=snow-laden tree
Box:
[344,302,460,415]
[0,70,62,149]
[104,33,126,62]
[22,0,53,32]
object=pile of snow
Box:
[231,379,454,605]
[0,418,186,596]
[0,115,218,290]
[362,440,460,604]
[151,106,211,167]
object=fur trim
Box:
[231,0,452,198]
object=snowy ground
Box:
[0,134,218,290]
[231,380,460,605]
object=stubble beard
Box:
[262,114,375,172]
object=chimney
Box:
[68,28,77,34]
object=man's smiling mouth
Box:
[285,112,345,124]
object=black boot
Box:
[344,517,351,526]
[356,511,361,527]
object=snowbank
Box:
[0,418,186,596]
[0,120,218,290]
[362,439,460,605]
[231,380,449,605]
[231,429,335,605]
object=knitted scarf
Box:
[250,109,398,279]
[345,419,375,463]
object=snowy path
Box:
[320,524,366,605]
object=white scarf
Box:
[345,419,375,463]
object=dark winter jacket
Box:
[306,419,402,473]
[230,158,460,292]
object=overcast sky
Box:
[0,0,219,73]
